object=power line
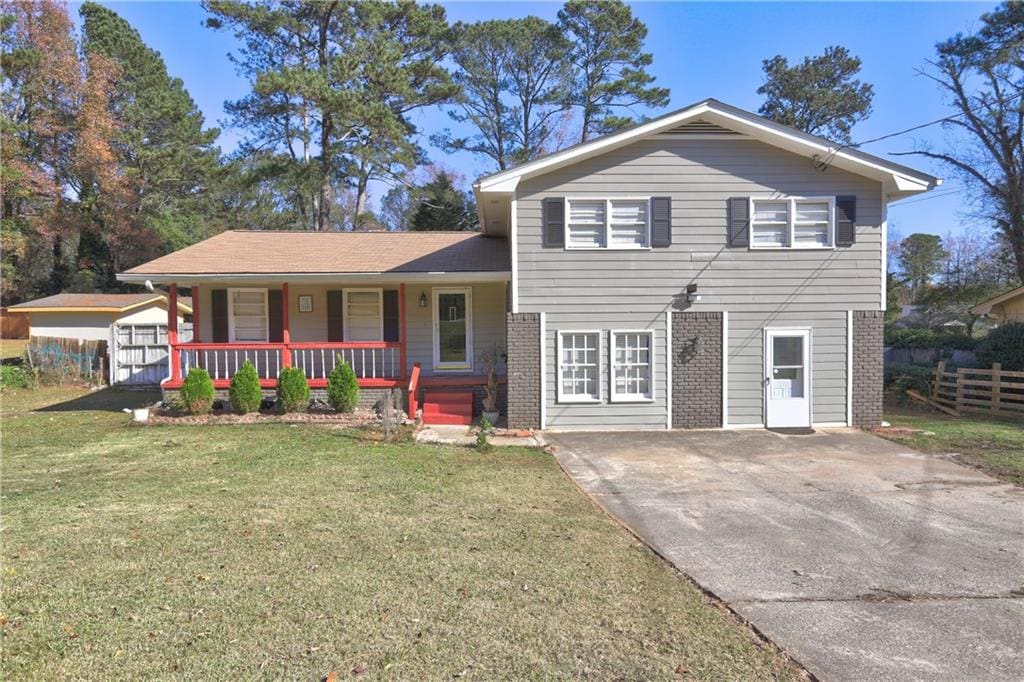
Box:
[888,188,964,208]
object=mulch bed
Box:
[148,404,387,427]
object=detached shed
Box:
[8,293,192,341]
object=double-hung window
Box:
[750,197,834,249]
[610,331,654,402]
[566,198,649,249]
[228,288,268,342]
[557,331,601,402]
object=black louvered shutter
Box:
[327,290,344,342]
[651,197,671,247]
[836,196,857,247]
[383,290,400,342]
[727,197,750,247]
[211,289,228,342]
[542,197,565,247]
[267,289,283,342]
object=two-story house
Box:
[118,99,940,430]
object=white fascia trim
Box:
[510,195,519,313]
[539,312,547,430]
[476,100,939,195]
[721,311,729,428]
[666,310,672,430]
[117,271,511,285]
[847,310,854,427]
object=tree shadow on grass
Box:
[34,387,161,413]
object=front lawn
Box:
[882,405,1024,486]
[1,386,797,680]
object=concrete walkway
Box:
[547,429,1024,681]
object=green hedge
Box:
[229,360,262,414]
[276,366,310,413]
[884,327,978,350]
[977,322,1024,371]
[883,363,934,401]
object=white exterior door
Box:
[765,329,811,428]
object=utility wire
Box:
[888,188,964,208]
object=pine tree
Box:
[558,0,669,142]
[79,1,221,265]
[409,172,477,232]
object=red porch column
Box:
[168,283,181,381]
[399,282,407,379]
[281,282,291,367]
[191,284,200,343]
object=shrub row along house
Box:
[118,99,940,430]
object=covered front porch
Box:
[160,277,508,409]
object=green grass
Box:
[1,386,797,680]
[883,405,1024,485]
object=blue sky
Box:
[71,1,998,238]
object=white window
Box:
[611,331,654,402]
[566,198,649,249]
[343,289,383,341]
[228,288,268,342]
[750,197,834,249]
[557,331,601,402]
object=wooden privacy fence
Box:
[931,361,1024,419]
[0,308,29,338]
[27,335,107,384]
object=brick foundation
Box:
[852,310,884,427]
[506,313,541,429]
[672,311,723,428]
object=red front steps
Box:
[421,391,473,425]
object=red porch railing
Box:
[170,341,403,389]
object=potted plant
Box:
[479,344,503,425]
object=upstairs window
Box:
[566,198,649,249]
[750,197,834,249]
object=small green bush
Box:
[326,357,360,412]
[977,322,1024,371]
[276,366,310,413]
[884,363,934,401]
[180,367,215,414]
[884,326,978,350]
[1,364,29,389]
[229,360,262,414]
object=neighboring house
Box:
[8,293,192,342]
[118,99,940,430]
[970,285,1024,325]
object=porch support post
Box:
[281,282,291,367]
[399,282,407,379]
[168,283,181,381]
[191,284,200,343]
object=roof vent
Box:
[659,119,740,136]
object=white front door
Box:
[432,287,473,371]
[765,329,811,428]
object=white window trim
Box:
[749,196,836,250]
[564,197,652,251]
[432,287,473,371]
[227,287,269,343]
[556,329,603,404]
[342,288,384,342]
[609,329,656,403]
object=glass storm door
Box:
[765,329,811,428]
[433,288,472,370]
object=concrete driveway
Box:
[547,429,1024,681]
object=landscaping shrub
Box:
[976,322,1024,371]
[884,327,978,350]
[884,363,935,401]
[275,366,310,413]
[228,360,262,414]
[326,357,359,412]
[180,368,215,414]
[1,365,29,389]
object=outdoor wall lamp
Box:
[418,292,428,308]
[684,283,702,304]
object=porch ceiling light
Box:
[419,292,428,308]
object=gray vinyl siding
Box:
[727,310,849,426]
[516,137,880,429]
